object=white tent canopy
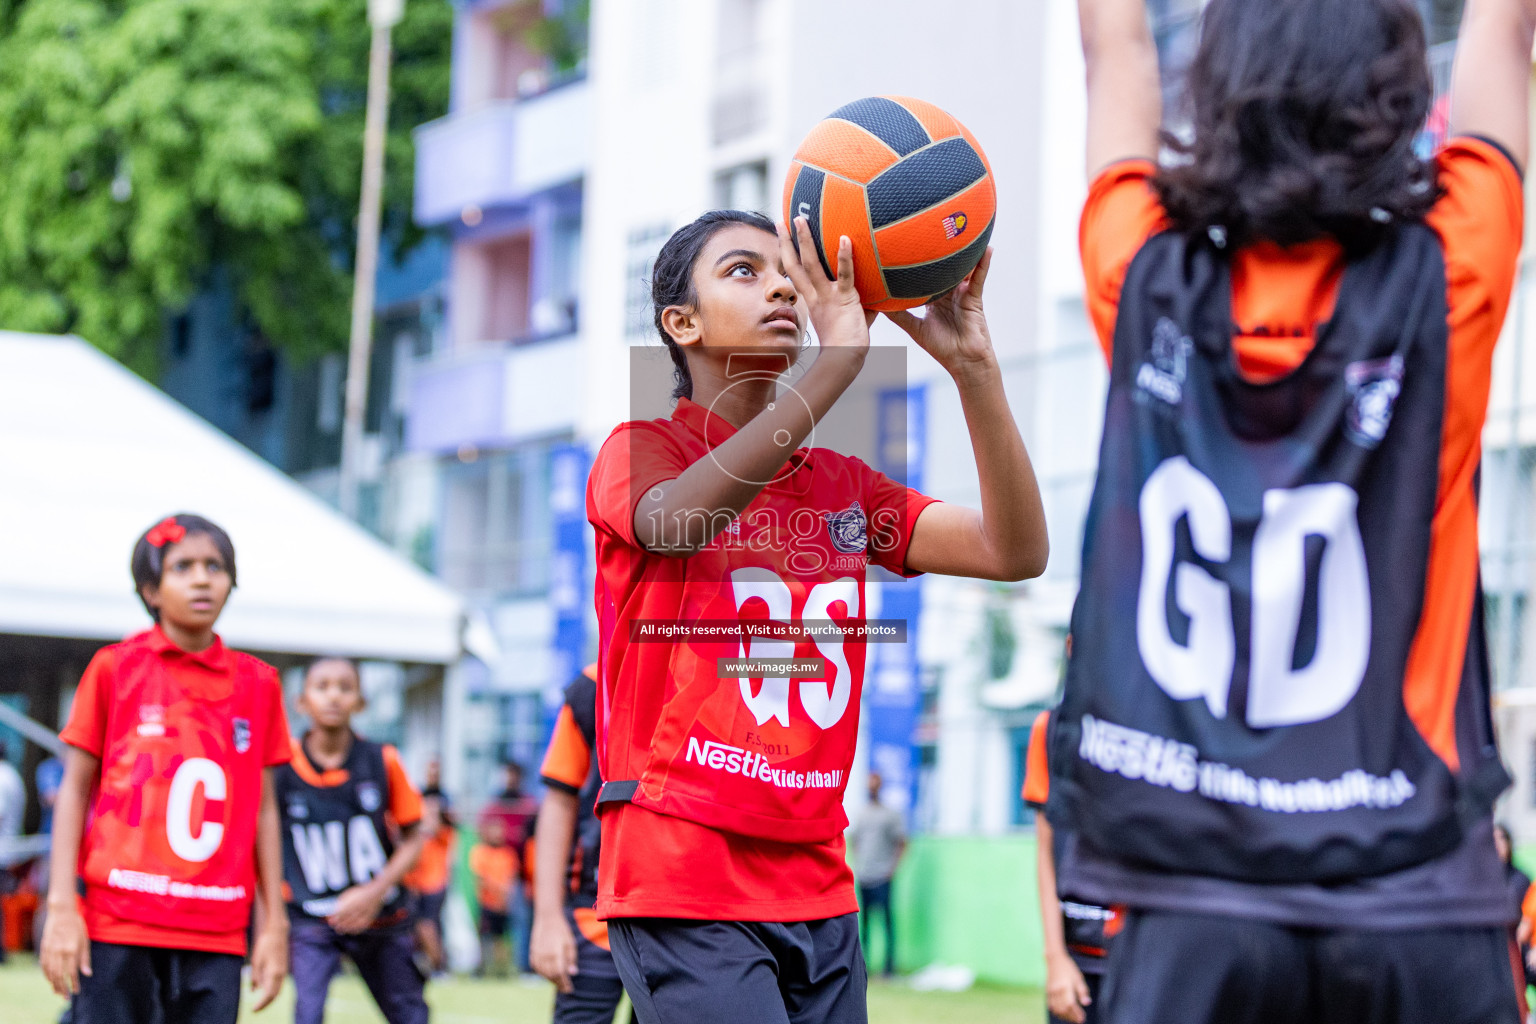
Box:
[0,332,475,664]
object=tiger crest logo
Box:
[942,212,968,239]
[1345,354,1404,448]
[824,501,867,554]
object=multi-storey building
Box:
[405,0,593,798]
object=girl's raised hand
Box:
[778,217,874,351]
[885,248,997,380]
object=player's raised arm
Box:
[885,251,1049,582]
[1450,0,1536,172]
[1079,0,1162,177]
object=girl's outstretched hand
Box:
[885,248,997,380]
[777,217,873,352]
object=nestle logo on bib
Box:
[685,737,845,791]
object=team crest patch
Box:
[357,781,382,813]
[1136,317,1192,406]
[1345,354,1404,448]
[232,717,251,754]
[824,501,867,555]
[942,212,968,239]
[286,798,309,820]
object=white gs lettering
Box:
[729,568,861,731]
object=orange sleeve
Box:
[1522,880,1536,932]
[588,424,691,545]
[539,705,592,793]
[1401,137,1524,772]
[1022,710,1051,808]
[383,745,423,826]
[1427,137,1524,362]
[1079,159,1167,361]
[260,668,292,767]
[59,648,113,757]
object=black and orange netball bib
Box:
[1054,224,1509,883]
[276,737,406,919]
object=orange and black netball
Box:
[783,95,995,311]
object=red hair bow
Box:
[145,518,186,548]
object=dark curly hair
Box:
[1155,0,1439,253]
[651,209,778,402]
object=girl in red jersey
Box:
[40,514,291,1023]
[587,210,1048,1024]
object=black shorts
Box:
[609,915,866,1024]
[73,941,242,1024]
[1100,909,1522,1024]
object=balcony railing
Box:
[413,77,590,226]
[404,331,581,454]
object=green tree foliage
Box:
[525,0,588,73]
[0,0,450,373]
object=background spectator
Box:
[849,772,907,978]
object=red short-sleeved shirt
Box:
[61,627,290,955]
[588,396,938,921]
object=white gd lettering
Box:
[729,568,860,730]
[1136,457,1372,728]
[165,757,226,863]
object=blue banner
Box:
[546,443,591,737]
[865,385,926,820]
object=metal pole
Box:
[339,0,403,520]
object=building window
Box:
[169,313,192,359]
[712,0,767,143]
[625,224,671,339]
[714,162,769,215]
[439,443,555,595]
[482,232,533,343]
[317,354,344,434]
[531,205,582,339]
[246,342,277,416]
[717,0,764,59]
